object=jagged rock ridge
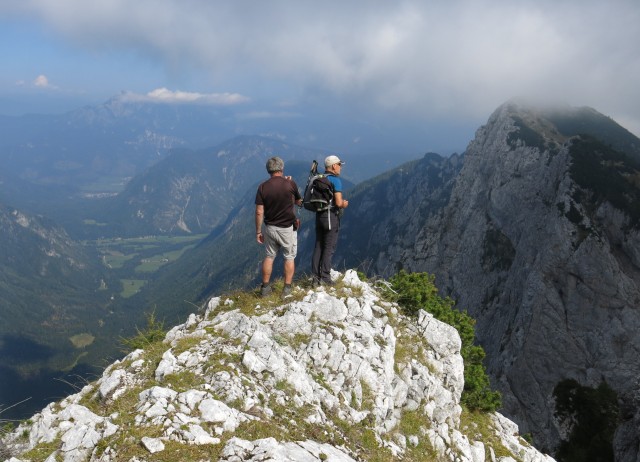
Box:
[340,102,640,459]
[2,271,554,462]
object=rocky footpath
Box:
[2,271,554,462]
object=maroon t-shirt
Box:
[255,176,301,228]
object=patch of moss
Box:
[396,409,438,461]
[460,407,518,461]
[21,437,62,461]
[172,335,206,355]
[162,370,202,393]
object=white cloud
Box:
[33,74,57,89]
[237,110,300,120]
[3,1,640,134]
[122,88,250,105]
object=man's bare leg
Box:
[283,259,295,285]
[262,257,274,285]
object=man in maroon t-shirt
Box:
[255,157,302,297]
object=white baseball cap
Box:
[324,155,344,168]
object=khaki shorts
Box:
[264,224,297,260]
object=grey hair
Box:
[266,156,284,173]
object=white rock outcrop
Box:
[2,270,554,462]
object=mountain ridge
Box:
[0,94,425,219]
[335,102,640,458]
[2,100,638,460]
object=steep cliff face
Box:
[342,102,640,457]
[339,152,463,275]
[2,271,554,462]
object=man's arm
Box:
[255,204,265,243]
[333,191,349,209]
[328,175,348,209]
[288,177,303,206]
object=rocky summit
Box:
[2,271,553,462]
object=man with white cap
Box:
[311,154,349,286]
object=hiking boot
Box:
[282,284,292,298]
[260,284,272,297]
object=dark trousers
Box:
[312,211,340,284]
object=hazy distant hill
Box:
[0,203,111,335]
[0,203,119,400]
[0,96,234,190]
[0,96,293,221]
[74,136,331,238]
[0,94,426,221]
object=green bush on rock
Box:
[383,271,501,412]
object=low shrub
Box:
[383,271,501,412]
[120,310,167,351]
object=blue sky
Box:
[1,0,639,155]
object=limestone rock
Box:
[2,270,553,462]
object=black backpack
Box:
[302,161,334,212]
